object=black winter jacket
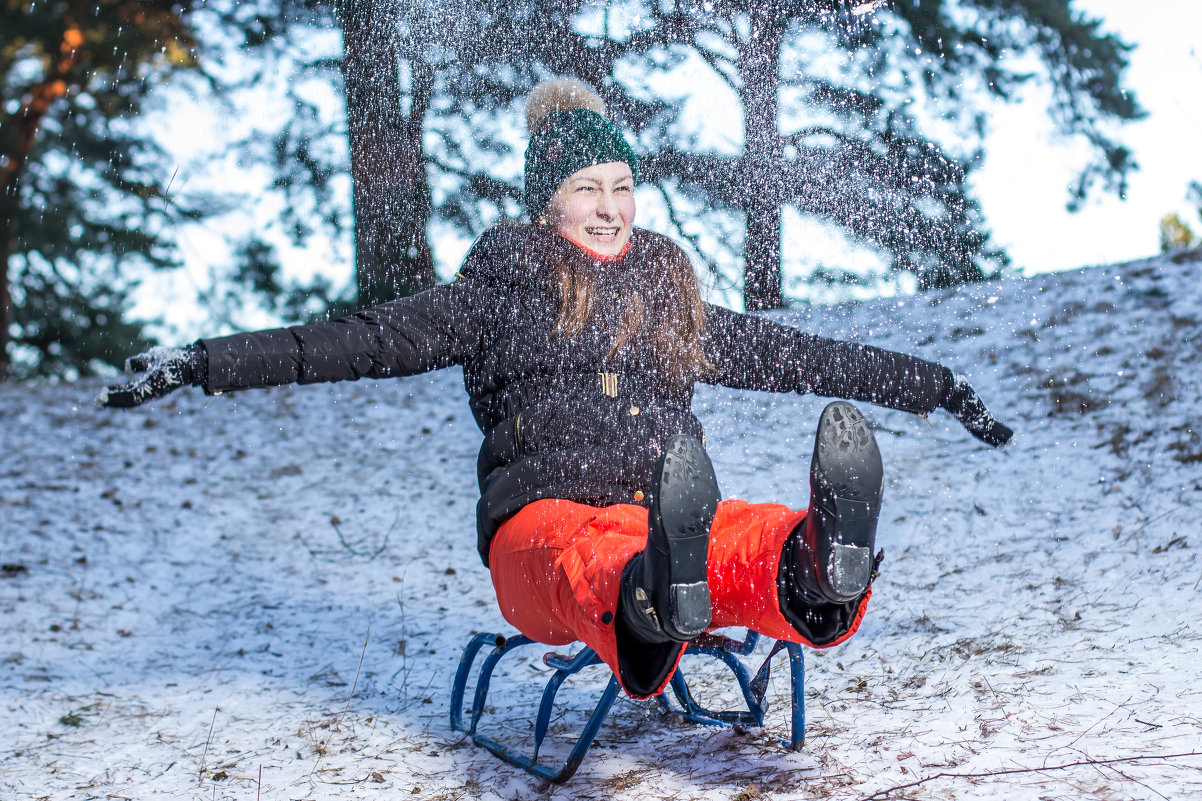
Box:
[201,225,953,565]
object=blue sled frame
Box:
[449,630,805,782]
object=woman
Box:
[102,80,1012,697]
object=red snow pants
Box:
[489,498,870,699]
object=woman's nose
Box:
[595,190,618,218]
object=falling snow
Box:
[2,248,1201,799]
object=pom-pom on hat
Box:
[522,78,639,216]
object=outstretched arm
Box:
[702,304,1012,447]
[201,282,482,392]
[101,282,484,407]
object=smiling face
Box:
[543,161,635,257]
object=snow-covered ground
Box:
[3,249,1200,800]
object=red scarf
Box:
[560,234,631,263]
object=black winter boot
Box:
[789,401,884,606]
[619,434,720,644]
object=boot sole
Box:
[810,402,883,602]
[648,434,720,640]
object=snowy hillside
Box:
[3,249,1200,800]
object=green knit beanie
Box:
[523,108,639,216]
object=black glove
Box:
[99,345,207,408]
[940,373,1013,448]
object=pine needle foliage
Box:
[0,0,207,379]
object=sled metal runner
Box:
[450,630,805,782]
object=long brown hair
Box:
[532,226,713,386]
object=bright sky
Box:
[974,0,1202,274]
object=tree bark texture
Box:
[337,0,437,308]
[0,157,19,381]
[739,9,786,311]
[0,197,12,381]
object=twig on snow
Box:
[311,623,371,782]
[1121,508,1177,544]
[199,706,218,781]
[1099,763,1171,801]
[390,588,415,703]
[1047,695,1132,765]
[330,511,398,559]
[334,624,370,726]
[857,751,1202,801]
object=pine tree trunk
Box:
[0,205,11,382]
[1,134,25,383]
[739,10,785,311]
[337,0,436,308]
